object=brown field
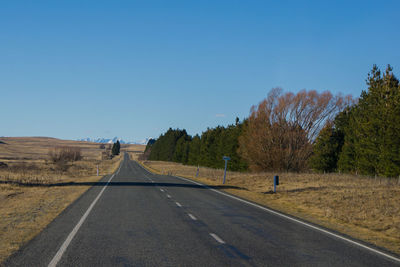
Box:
[0,137,145,263]
[140,160,400,255]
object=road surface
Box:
[5,153,400,266]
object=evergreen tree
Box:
[116,140,120,154]
[310,123,342,172]
[336,107,356,173]
[351,65,400,176]
[337,65,400,176]
[173,135,191,164]
[149,128,189,161]
[112,140,120,156]
[187,135,201,165]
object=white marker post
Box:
[97,165,99,176]
[222,156,231,184]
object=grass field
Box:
[140,159,400,255]
[0,137,145,263]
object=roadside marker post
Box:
[274,175,279,193]
[97,165,99,176]
[222,156,231,184]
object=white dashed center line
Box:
[160,189,164,192]
[166,194,171,198]
[210,233,225,244]
[188,213,197,221]
[175,202,182,207]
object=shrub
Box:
[48,146,83,163]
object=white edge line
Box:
[188,213,197,220]
[117,163,122,174]
[48,171,118,267]
[171,175,400,263]
[210,233,225,244]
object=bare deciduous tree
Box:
[48,146,83,163]
[239,88,353,172]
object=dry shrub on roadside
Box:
[48,146,83,163]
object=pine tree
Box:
[310,123,342,172]
[149,128,189,162]
[112,143,117,156]
[173,135,191,164]
[112,141,120,156]
[378,66,400,176]
[338,65,400,176]
[353,66,383,175]
[116,140,120,155]
[336,107,356,173]
[187,135,201,165]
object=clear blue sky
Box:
[1,1,399,142]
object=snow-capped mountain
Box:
[137,138,153,145]
[78,137,152,145]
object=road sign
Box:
[222,156,231,184]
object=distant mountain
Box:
[77,137,152,145]
[136,138,153,145]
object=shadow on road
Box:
[0,180,244,190]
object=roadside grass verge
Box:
[139,160,400,255]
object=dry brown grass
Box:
[141,160,400,255]
[0,137,144,263]
[0,137,101,161]
[121,143,146,154]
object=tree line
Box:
[146,65,400,177]
[145,119,247,171]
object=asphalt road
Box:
[5,153,400,266]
